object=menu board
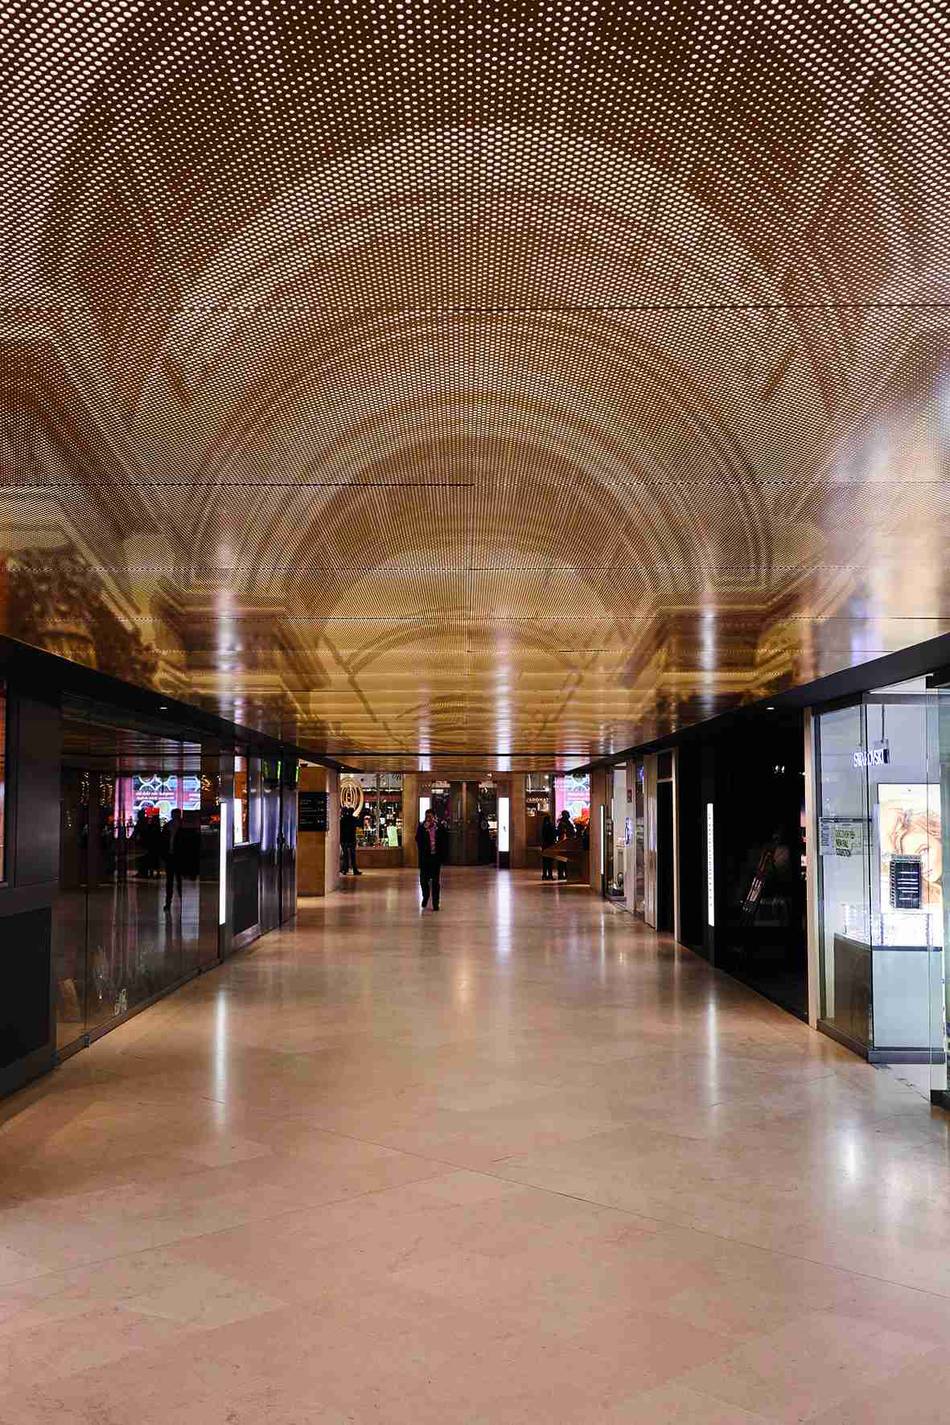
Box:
[298,791,328,832]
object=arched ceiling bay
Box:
[2,0,949,766]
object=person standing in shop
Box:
[416,807,449,911]
[340,805,361,875]
[540,813,556,880]
[555,809,575,881]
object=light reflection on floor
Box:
[2,867,950,1424]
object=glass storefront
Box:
[0,680,5,882]
[475,781,497,863]
[816,686,949,1090]
[340,772,404,847]
[52,707,222,1053]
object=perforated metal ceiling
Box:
[2,0,949,767]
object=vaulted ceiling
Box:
[2,0,949,769]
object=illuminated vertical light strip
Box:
[219,800,228,926]
[498,796,510,853]
[419,795,431,820]
[706,802,715,927]
[599,803,606,877]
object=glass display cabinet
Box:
[815,686,949,1098]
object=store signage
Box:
[706,802,715,927]
[852,744,889,769]
[298,791,328,832]
[819,817,864,857]
[339,779,365,815]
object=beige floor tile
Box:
[679,1309,933,1421]
[594,1381,780,1422]
[1,868,947,1424]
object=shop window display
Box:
[525,773,552,854]
[340,773,403,847]
[816,689,948,1079]
[233,755,261,845]
[554,772,590,830]
[234,755,249,844]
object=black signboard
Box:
[299,791,328,833]
[890,855,922,911]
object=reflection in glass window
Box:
[554,772,590,828]
[0,681,5,881]
[234,755,249,844]
[131,773,201,821]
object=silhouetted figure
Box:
[556,810,575,881]
[340,806,361,875]
[416,808,449,911]
[540,813,556,880]
[137,808,162,878]
[161,809,185,911]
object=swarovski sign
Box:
[852,745,889,769]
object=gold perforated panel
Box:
[2,1,949,767]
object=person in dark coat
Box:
[540,813,556,880]
[161,809,186,911]
[415,808,449,911]
[556,809,575,881]
[340,806,361,875]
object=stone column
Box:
[297,766,340,895]
[403,773,420,867]
[510,774,527,868]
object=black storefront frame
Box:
[578,633,950,1032]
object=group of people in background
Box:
[540,809,583,881]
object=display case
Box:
[340,772,404,865]
[816,689,949,1079]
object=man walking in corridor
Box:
[416,807,449,911]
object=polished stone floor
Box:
[2,869,950,1423]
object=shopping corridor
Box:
[2,869,950,1423]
